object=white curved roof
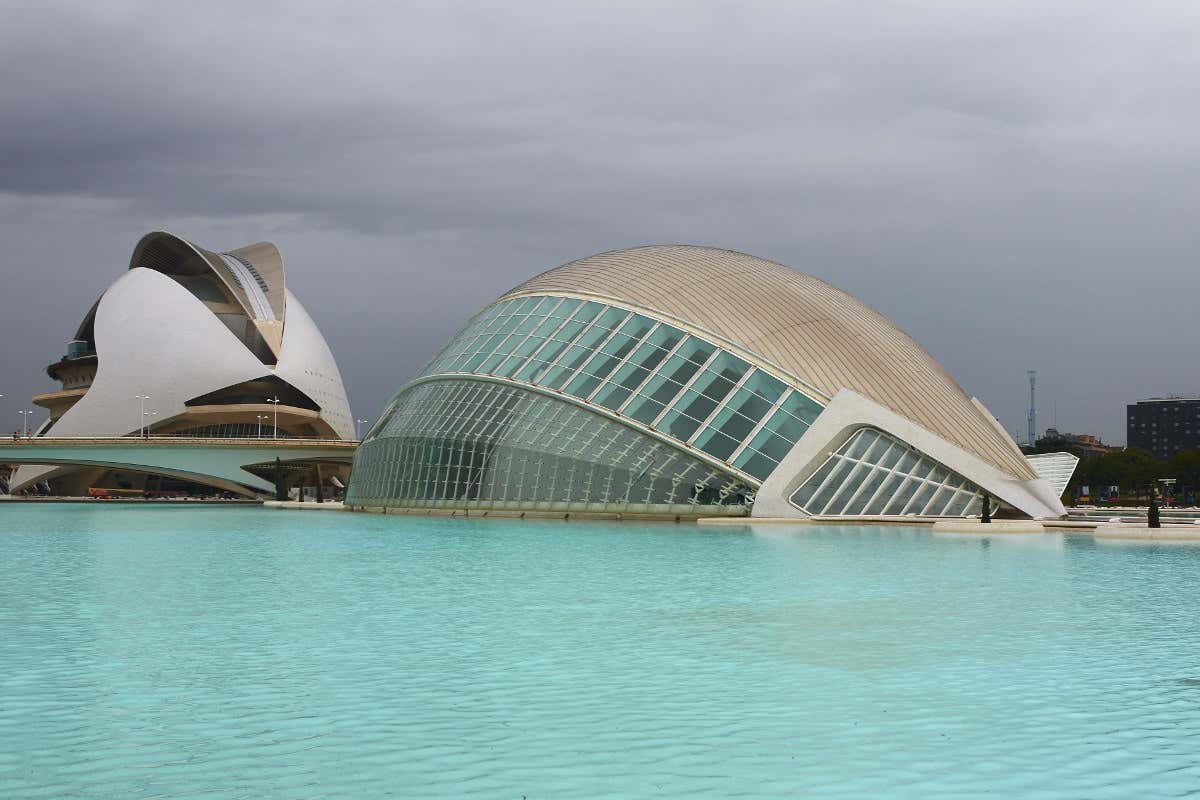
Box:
[504,245,1034,480]
[129,231,287,356]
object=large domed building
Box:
[12,231,353,496]
[347,246,1070,520]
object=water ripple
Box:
[2,507,1200,798]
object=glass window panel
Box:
[735,450,777,481]
[494,310,571,378]
[479,315,542,372]
[592,306,630,332]
[617,313,655,342]
[563,318,652,398]
[895,450,920,474]
[707,352,750,382]
[645,356,701,396]
[925,485,957,516]
[564,370,604,400]
[741,371,787,405]
[514,320,591,382]
[605,355,659,393]
[790,457,838,509]
[693,426,741,461]
[592,382,635,411]
[659,408,705,442]
[926,465,951,486]
[705,405,759,445]
[884,476,922,515]
[508,296,538,313]
[547,297,581,319]
[863,472,906,515]
[626,396,667,425]
[570,301,605,326]
[908,460,934,481]
[677,337,716,365]
[643,324,684,353]
[846,430,877,459]
[777,391,824,426]
[722,385,775,427]
[865,436,893,463]
[906,481,938,514]
[877,444,905,471]
[623,351,708,422]
[735,430,793,468]
[825,462,871,514]
[670,388,722,430]
[808,458,856,514]
[540,324,620,389]
[757,405,812,444]
[844,468,890,515]
[622,339,674,377]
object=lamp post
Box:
[142,410,158,438]
[266,396,280,439]
[134,394,151,438]
[256,414,269,438]
[18,410,32,438]
[355,418,369,440]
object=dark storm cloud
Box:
[3,0,1200,442]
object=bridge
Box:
[0,437,358,497]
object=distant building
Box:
[1032,428,1117,460]
[1127,397,1200,459]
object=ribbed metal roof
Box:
[128,231,287,357]
[504,245,1036,480]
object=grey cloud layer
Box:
[3,1,1199,442]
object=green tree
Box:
[1074,448,1163,502]
[1168,449,1200,496]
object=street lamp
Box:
[18,410,33,438]
[134,395,151,438]
[142,410,158,438]
[256,414,269,438]
[266,396,281,439]
[355,418,370,440]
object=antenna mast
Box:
[1027,370,1037,445]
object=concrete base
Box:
[1094,525,1200,541]
[931,519,1045,534]
[0,496,262,505]
[263,500,346,511]
[343,505,716,523]
[699,516,813,526]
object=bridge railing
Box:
[2,435,359,445]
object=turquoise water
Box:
[2,506,1200,798]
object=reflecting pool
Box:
[2,505,1199,798]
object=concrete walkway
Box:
[263,500,346,511]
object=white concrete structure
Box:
[14,232,353,495]
[1025,452,1081,499]
[1,438,355,497]
[754,389,1066,520]
[348,245,1071,519]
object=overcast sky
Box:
[3,1,1199,444]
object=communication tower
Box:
[1027,370,1037,446]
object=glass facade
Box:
[789,428,983,517]
[405,293,825,482]
[347,380,752,513]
